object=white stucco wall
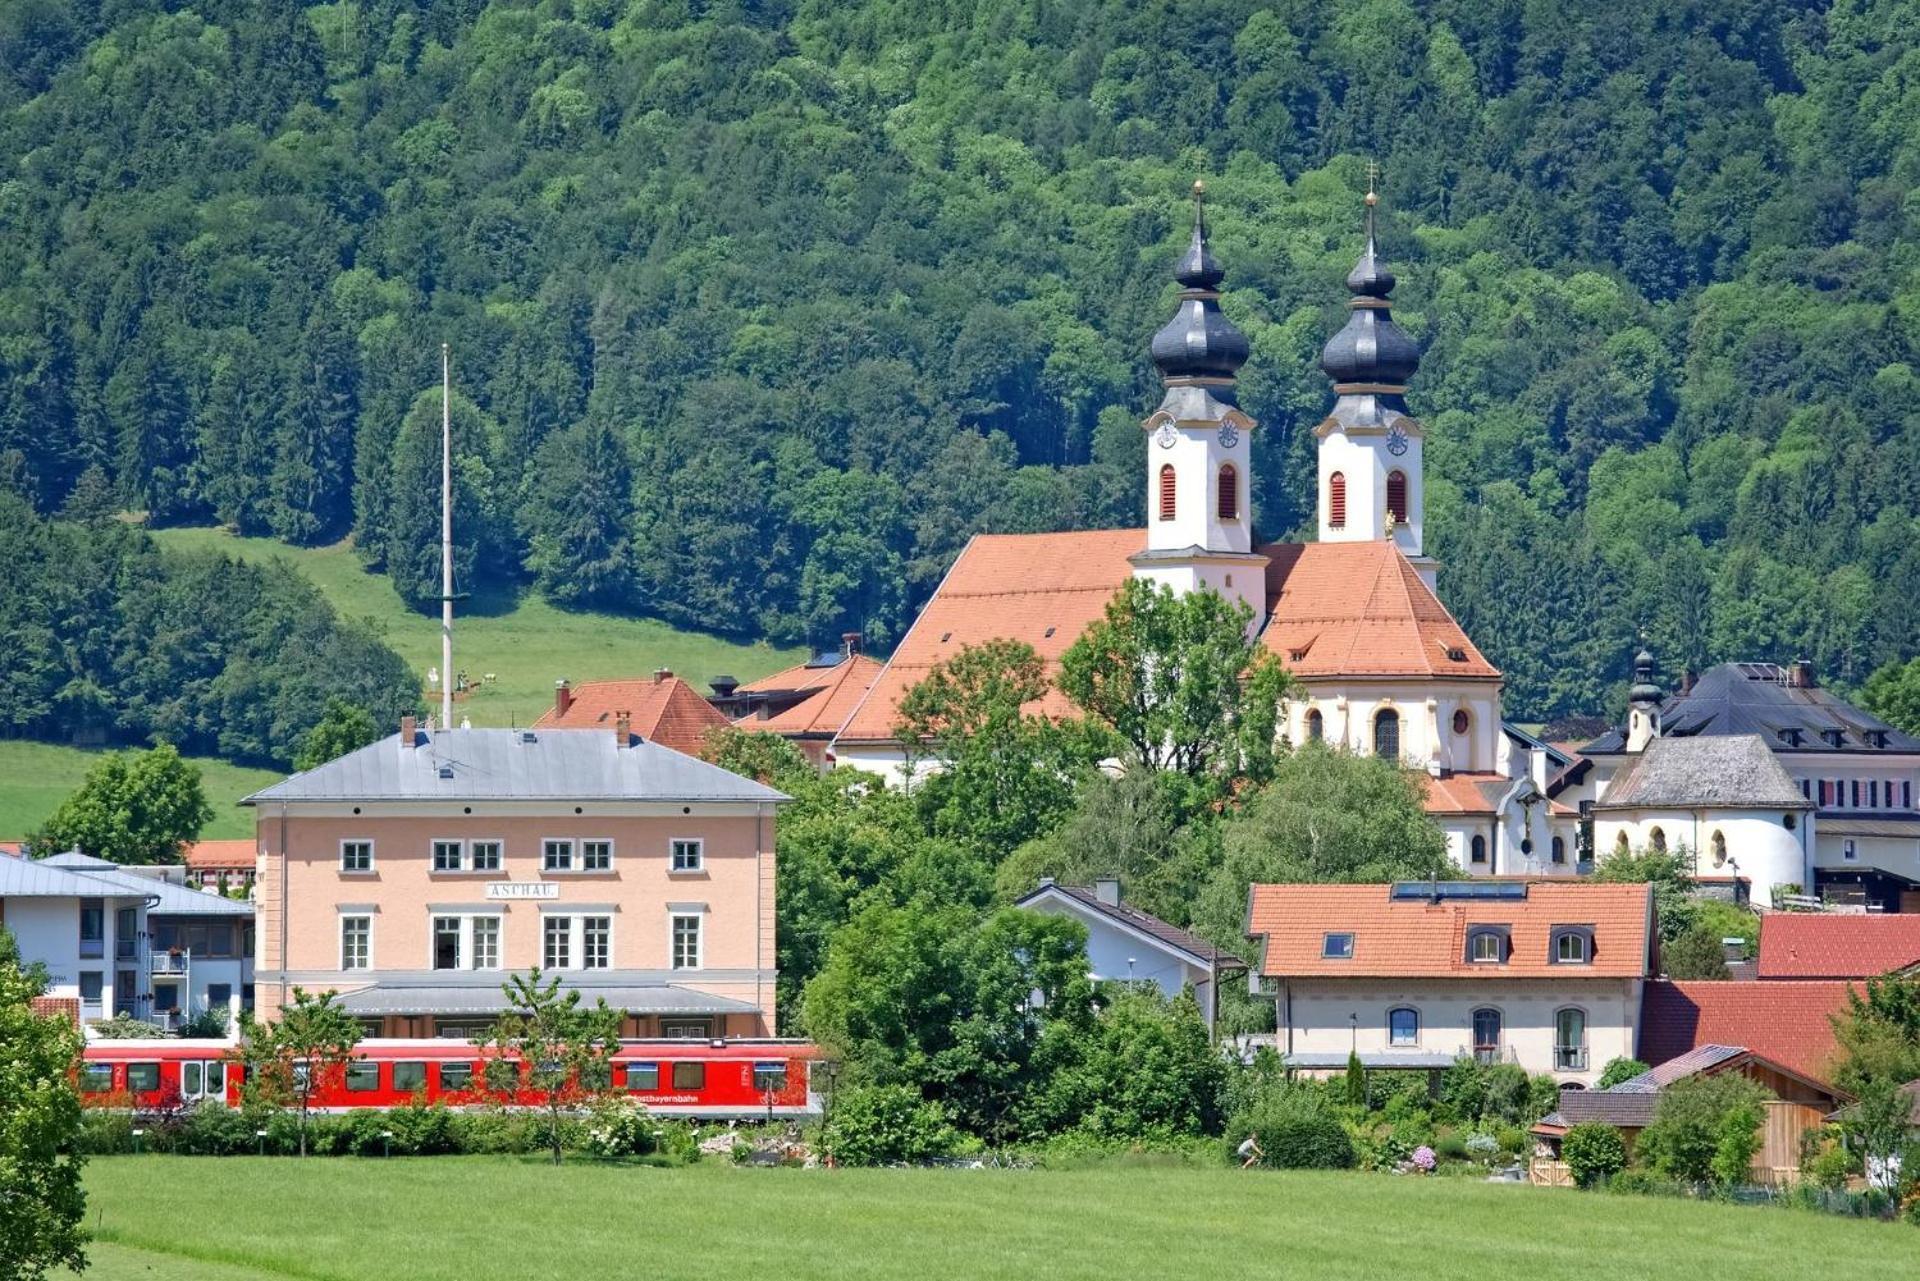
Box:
[1020,893,1215,1022]
[1274,977,1641,1086]
[1,892,149,1018]
[1593,808,1809,906]
[1144,419,1253,557]
[1317,426,1424,558]
[1283,682,1506,775]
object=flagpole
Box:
[441,342,453,731]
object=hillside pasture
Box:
[0,741,280,842]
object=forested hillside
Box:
[3,1,1918,718]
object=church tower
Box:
[1625,645,1664,753]
[1316,176,1437,589]
[1130,182,1268,624]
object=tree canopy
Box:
[27,744,211,865]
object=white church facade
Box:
[831,181,1577,877]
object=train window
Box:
[345,1062,380,1093]
[439,1063,473,1091]
[392,1062,427,1094]
[183,1062,203,1095]
[127,1063,160,1093]
[293,1064,310,1094]
[671,1061,705,1091]
[753,1062,787,1093]
[81,1063,114,1092]
[204,1062,226,1097]
[625,1062,659,1092]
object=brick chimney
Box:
[554,679,573,717]
[400,714,417,746]
[614,710,632,745]
[841,632,862,658]
[1789,659,1815,689]
[652,668,672,684]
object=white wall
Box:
[1022,894,1213,1017]
[1593,808,1808,906]
[1143,419,1252,557]
[1317,425,1423,557]
[1276,976,1640,1086]
[1283,682,1505,775]
[1,893,149,1018]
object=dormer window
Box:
[1552,927,1594,965]
[1822,729,1844,748]
[1867,730,1888,749]
[1778,728,1802,747]
[1322,932,1354,959]
[1466,927,1509,964]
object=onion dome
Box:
[1319,182,1420,389]
[1629,646,1663,706]
[1150,181,1250,386]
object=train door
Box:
[180,1059,230,1107]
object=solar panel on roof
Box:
[1389,881,1530,901]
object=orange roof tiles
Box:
[837,530,1141,742]
[1246,882,1653,979]
[184,839,255,870]
[1257,542,1499,679]
[1421,772,1508,815]
[1639,979,1855,1085]
[837,531,1496,744]
[750,654,885,739]
[1757,914,1920,980]
[532,675,732,758]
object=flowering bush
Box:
[1464,1133,1500,1161]
[1411,1145,1436,1172]
[582,1095,657,1159]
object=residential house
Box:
[710,636,885,769]
[1576,658,1920,911]
[184,838,257,893]
[535,671,733,758]
[1244,880,1655,1085]
[1015,878,1245,1032]
[1530,1045,1852,1186]
[246,719,786,1039]
[1756,913,1920,979]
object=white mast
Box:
[440,342,454,731]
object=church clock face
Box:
[1385,423,1409,456]
[1155,421,1178,450]
[1217,424,1239,449]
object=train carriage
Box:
[80,1038,821,1119]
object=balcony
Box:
[150,951,191,976]
[1554,1046,1589,1072]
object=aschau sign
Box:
[485,881,559,900]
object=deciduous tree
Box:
[236,988,362,1158]
[28,745,212,864]
[0,959,86,1280]
[473,968,623,1165]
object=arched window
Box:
[1328,471,1346,529]
[1648,826,1667,853]
[1471,1008,1502,1064]
[1613,831,1631,856]
[1452,708,1471,736]
[1554,929,1591,964]
[1217,464,1239,520]
[1386,470,1408,524]
[1158,464,1176,521]
[1551,835,1566,864]
[1305,709,1324,741]
[1470,834,1487,864]
[1387,1007,1419,1047]
[1467,928,1507,964]
[1710,830,1727,867]
[1554,1007,1588,1071]
[1373,708,1399,761]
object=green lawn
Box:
[0,741,279,843]
[148,527,805,728]
[75,1158,1912,1281]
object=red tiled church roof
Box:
[1757,914,1920,979]
[532,675,732,758]
[1246,882,1653,979]
[837,532,1497,744]
[1638,979,1855,1085]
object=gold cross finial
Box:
[1364,160,1380,207]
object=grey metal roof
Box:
[1017,883,1246,968]
[1583,662,1920,756]
[331,974,757,1017]
[243,728,787,806]
[1,852,241,915]
[1594,735,1813,810]
[1818,817,1920,839]
[1609,1044,1748,1092]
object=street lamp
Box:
[381,1129,394,1159]
[255,1128,269,1157]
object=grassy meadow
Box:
[148,527,806,728]
[0,741,280,842]
[75,1157,1912,1281]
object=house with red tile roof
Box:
[533,670,732,759]
[709,635,885,768]
[1243,880,1656,1085]
[183,838,257,891]
[1637,978,1855,1085]
[830,185,1571,876]
[1756,913,1920,979]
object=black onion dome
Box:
[1150,181,1249,384]
[1319,189,1420,387]
[1629,646,1663,704]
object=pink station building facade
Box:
[246,719,785,1039]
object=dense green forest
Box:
[2,0,1919,719]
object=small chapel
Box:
[830,181,1579,876]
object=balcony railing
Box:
[1555,1046,1589,1072]
[150,951,191,975]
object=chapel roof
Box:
[532,674,733,758]
[1593,734,1812,811]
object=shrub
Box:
[1227,1089,1355,1170]
[1805,1140,1858,1191]
[821,1086,962,1166]
[1464,1133,1499,1162]
[90,1013,171,1040]
[73,1110,134,1155]
[1562,1123,1628,1188]
[172,1104,255,1155]
[385,1101,457,1155]
[1433,1134,1469,1162]
[1638,1074,1768,1186]
[1495,1125,1528,1155]
[583,1096,658,1159]
[178,1007,231,1039]
[1596,1058,1650,1089]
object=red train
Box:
[80,1038,822,1118]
